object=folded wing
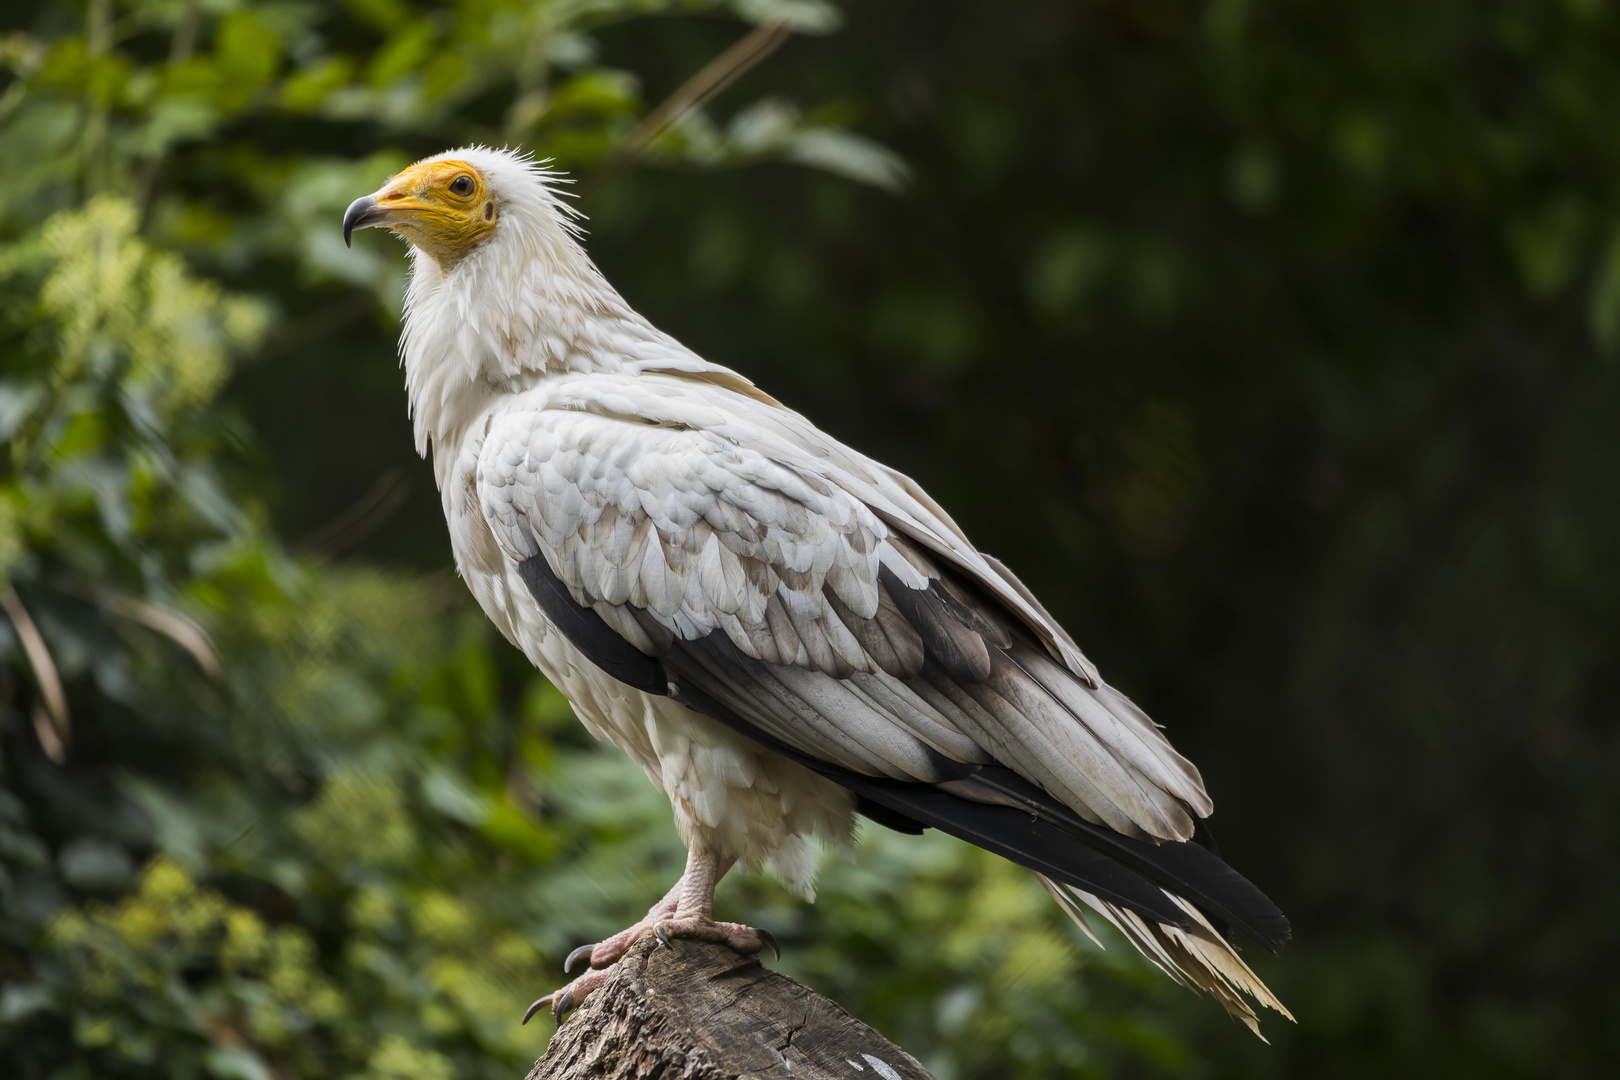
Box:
[476,374,1290,1030]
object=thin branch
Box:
[88,583,221,676]
[615,18,792,161]
[296,467,414,555]
[2,584,70,762]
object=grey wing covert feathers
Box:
[478,369,1292,1027]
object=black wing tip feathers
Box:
[964,765,1290,952]
[855,795,926,835]
[517,556,668,696]
[515,551,1292,956]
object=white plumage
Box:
[345,146,1292,1034]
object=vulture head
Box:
[342,147,580,273]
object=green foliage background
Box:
[2,1,1617,1078]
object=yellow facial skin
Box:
[343,159,497,270]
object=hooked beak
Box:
[343,187,434,247]
[342,196,379,248]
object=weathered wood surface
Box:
[526,936,937,1080]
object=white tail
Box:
[1039,875,1295,1039]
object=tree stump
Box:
[526,936,937,1080]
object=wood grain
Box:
[527,936,936,1080]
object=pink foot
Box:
[652,915,779,959]
[526,849,776,1026]
[522,966,615,1025]
[562,895,681,975]
[526,914,779,1026]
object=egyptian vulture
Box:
[343,147,1292,1035]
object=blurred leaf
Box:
[1510,197,1587,299]
[785,127,910,192]
[1587,223,1620,355]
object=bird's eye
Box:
[450,176,474,196]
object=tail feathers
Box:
[1039,875,1295,1040]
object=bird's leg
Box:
[563,875,686,974]
[527,848,777,1025]
[650,848,778,957]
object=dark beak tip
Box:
[342,195,377,250]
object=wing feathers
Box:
[484,404,1212,850]
[674,637,873,772]
[915,666,1133,832]
[492,390,1289,1036]
[882,568,993,682]
[1014,644,1213,817]
[639,531,684,616]
[480,376,1288,1037]
[773,664,962,781]
[680,638,930,780]
[826,589,925,679]
[846,671,988,763]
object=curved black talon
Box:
[654,923,673,950]
[552,988,575,1023]
[757,928,780,961]
[522,992,556,1026]
[564,943,595,973]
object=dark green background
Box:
[4,2,1617,1077]
[253,5,1620,1069]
